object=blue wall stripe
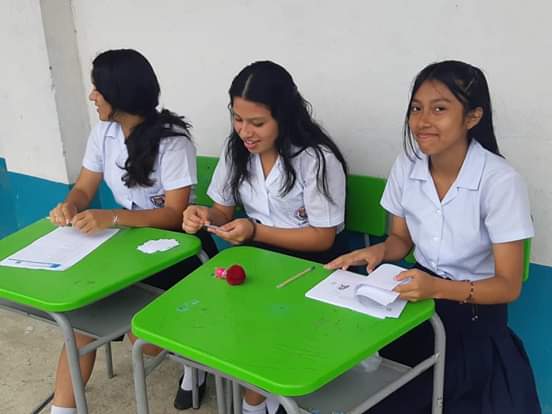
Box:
[0,161,550,411]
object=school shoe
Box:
[173,375,207,410]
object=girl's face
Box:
[232,97,279,156]
[408,80,480,158]
[89,87,113,121]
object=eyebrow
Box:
[412,97,452,104]
[231,110,268,121]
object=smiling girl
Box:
[182,60,348,414]
[327,60,541,413]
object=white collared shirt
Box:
[207,144,345,229]
[82,121,197,210]
[381,140,534,281]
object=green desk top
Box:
[0,220,201,312]
[132,246,434,396]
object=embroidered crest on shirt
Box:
[294,207,308,224]
[150,194,165,208]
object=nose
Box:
[239,122,253,139]
[88,89,95,101]
[416,110,431,129]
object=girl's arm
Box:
[49,168,102,225]
[325,214,414,272]
[394,240,525,304]
[71,186,192,234]
[253,224,336,251]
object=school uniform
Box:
[369,140,541,413]
[207,143,347,263]
[82,121,216,289]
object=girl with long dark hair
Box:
[182,60,348,414]
[327,60,541,413]
[48,49,208,413]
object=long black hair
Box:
[92,49,192,187]
[226,60,347,204]
[403,60,500,158]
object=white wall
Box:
[0,0,67,183]
[2,0,551,264]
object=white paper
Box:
[137,239,179,254]
[0,227,119,271]
[305,264,408,319]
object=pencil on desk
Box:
[277,265,316,288]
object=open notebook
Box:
[305,264,408,319]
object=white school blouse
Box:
[82,121,197,210]
[207,144,345,229]
[381,140,534,282]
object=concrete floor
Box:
[0,309,219,414]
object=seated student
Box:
[327,60,541,414]
[182,60,348,414]
[47,49,215,414]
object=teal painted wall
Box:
[0,159,550,411]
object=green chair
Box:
[345,175,387,246]
[195,156,218,207]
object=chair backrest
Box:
[523,238,532,282]
[345,175,387,237]
[195,156,219,207]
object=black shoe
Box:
[173,375,207,410]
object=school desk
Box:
[0,219,202,414]
[131,246,445,414]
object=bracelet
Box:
[112,210,119,227]
[461,280,475,304]
[246,218,257,242]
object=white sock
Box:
[242,399,267,414]
[50,406,77,414]
[266,396,280,414]
[180,365,206,390]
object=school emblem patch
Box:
[295,207,308,224]
[149,194,165,208]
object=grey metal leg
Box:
[49,312,88,414]
[132,339,149,414]
[430,314,446,414]
[232,381,241,414]
[105,341,114,379]
[224,379,233,414]
[215,375,227,414]
[191,367,199,408]
[198,249,209,264]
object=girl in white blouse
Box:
[183,60,348,414]
[327,60,540,414]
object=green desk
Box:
[0,219,202,414]
[132,246,445,414]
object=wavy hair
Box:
[92,49,192,187]
[226,60,347,204]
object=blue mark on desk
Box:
[176,299,200,313]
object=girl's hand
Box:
[208,218,254,245]
[324,244,385,273]
[393,269,438,302]
[49,202,78,227]
[71,209,114,234]
[182,205,210,234]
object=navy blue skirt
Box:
[368,264,541,414]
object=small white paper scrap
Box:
[137,239,179,254]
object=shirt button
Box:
[436,209,442,215]
[430,261,436,267]
[433,236,440,241]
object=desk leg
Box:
[49,313,88,414]
[232,380,241,414]
[215,375,227,414]
[132,339,150,414]
[430,314,446,414]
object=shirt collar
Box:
[409,140,486,190]
[104,121,121,139]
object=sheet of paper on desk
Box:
[0,227,119,271]
[305,264,408,319]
